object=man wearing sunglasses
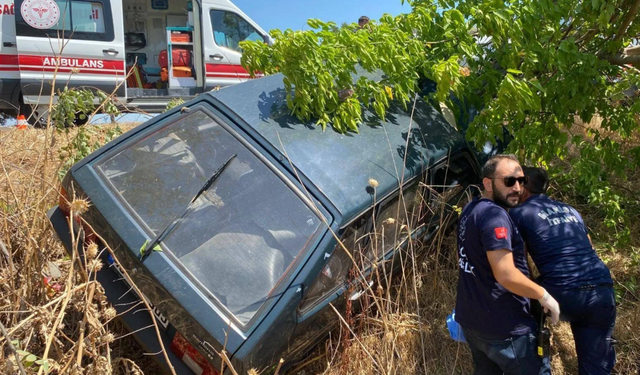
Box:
[509,167,616,375]
[455,154,559,375]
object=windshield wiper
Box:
[140,154,237,262]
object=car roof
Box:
[208,73,468,223]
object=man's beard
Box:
[492,182,520,209]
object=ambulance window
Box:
[54,1,72,30]
[210,10,265,52]
[69,2,105,33]
[16,0,113,41]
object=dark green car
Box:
[48,73,484,374]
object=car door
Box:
[288,216,372,358]
[288,181,430,359]
[201,2,267,89]
[14,0,126,105]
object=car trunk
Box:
[60,104,326,373]
[60,171,229,374]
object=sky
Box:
[231,0,412,33]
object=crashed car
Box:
[48,73,483,374]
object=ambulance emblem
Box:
[21,0,60,30]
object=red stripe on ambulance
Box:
[0,54,19,69]
[205,63,263,78]
[0,55,127,75]
[18,67,125,76]
[19,55,125,71]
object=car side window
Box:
[423,154,479,237]
[428,154,478,207]
[210,10,264,52]
[15,0,114,41]
[299,216,370,312]
[367,183,423,264]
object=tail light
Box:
[59,186,70,215]
[170,332,219,375]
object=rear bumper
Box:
[47,206,193,375]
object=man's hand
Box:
[538,289,561,325]
[487,250,562,324]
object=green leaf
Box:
[139,240,148,258]
[307,18,321,29]
[139,240,162,258]
[507,68,523,75]
[448,9,465,24]
[529,79,544,93]
[494,9,510,22]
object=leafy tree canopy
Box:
[240,0,640,241]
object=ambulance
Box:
[0,0,269,118]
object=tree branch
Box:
[560,22,574,41]
[577,29,598,47]
[606,53,640,65]
[623,44,640,55]
[615,0,640,41]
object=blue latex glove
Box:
[446,309,466,343]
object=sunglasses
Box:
[494,176,528,187]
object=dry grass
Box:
[0,121,638,375]
[0,124,140,374]
[297,116,640,375]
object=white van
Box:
[0,0,269,116]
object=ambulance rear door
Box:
[201,0,268,89]
[14,0,126,105]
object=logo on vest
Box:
[458,246,475,276]
[494,227,507,239]
[21,0,60,30]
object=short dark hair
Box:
[523,167,549,194]
[358,16,370,23]
[481,154,520,180]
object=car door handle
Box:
[3,42,16,47]
[209,54,224,61]
[102,48,119,56]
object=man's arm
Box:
[487,249,545,299]
[487,249,561,324]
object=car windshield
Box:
[97,110,322,325]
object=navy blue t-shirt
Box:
[455,198,536,337]
[509,195,612,290]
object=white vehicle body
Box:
[0,0,268,114]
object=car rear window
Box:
[97,110,322,325]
